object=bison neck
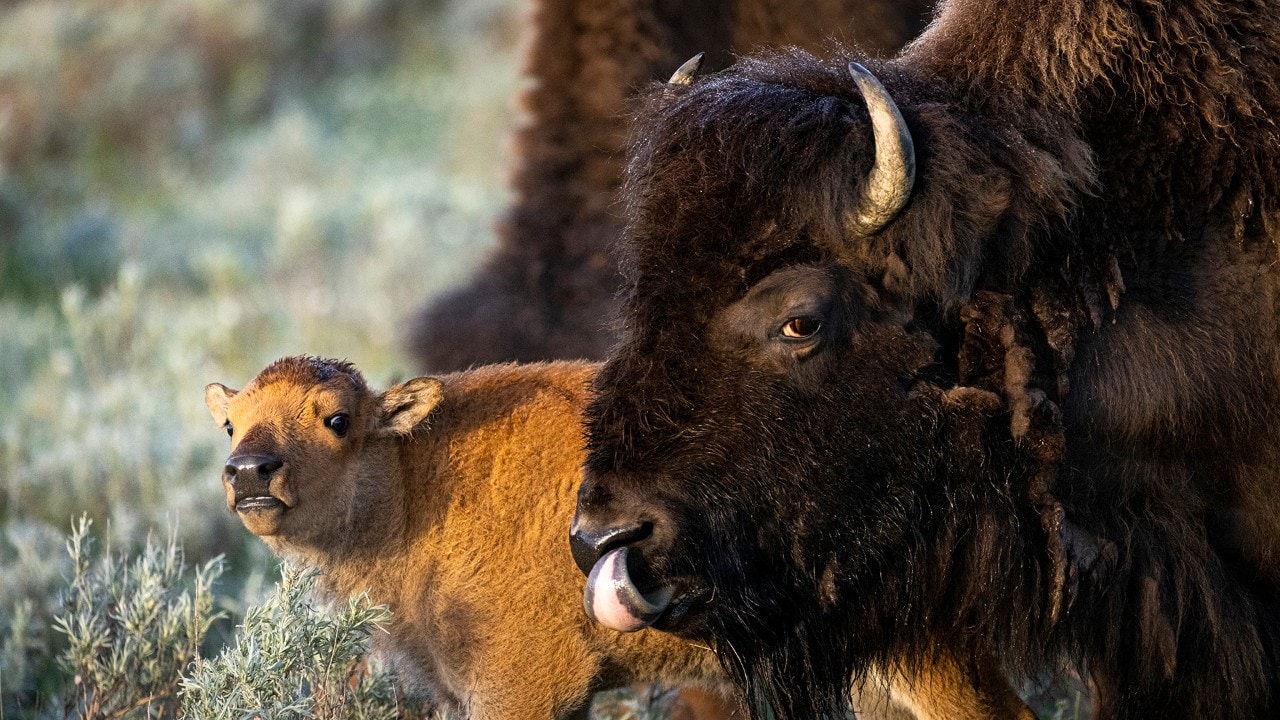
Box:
[263,447,420,610]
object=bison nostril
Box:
[569,521,653,577]
[224,454,285,487]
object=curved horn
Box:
[847,61,916,236]
[668,52,705,86]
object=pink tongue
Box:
[586,547,652,632]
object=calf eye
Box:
[224,422,233,438]
[780,317,822,340]
[326,413,350,438]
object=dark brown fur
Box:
[571,1,1280,718]
[408,0,933,371]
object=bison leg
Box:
[662,686,745,720]
[871,652,1035,720]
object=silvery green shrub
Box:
[54,517,223,720]
[179,565,428,720]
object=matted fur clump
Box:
[569,1,1280,719]
[408,0,932,371]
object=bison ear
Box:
[378,377,444,436]
[205,383,237,426]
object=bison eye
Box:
[325,413,350,438]
[224,422,233,438]
[780,316,822,340]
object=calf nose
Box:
[569,517,652,577]
[223,454,283,492]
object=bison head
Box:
[205,356,441,544]
[570,50,1089,719]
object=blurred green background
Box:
[0,0,522,711]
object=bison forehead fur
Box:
[574,4,1280,719]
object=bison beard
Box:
[571,1,1280,718]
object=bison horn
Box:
[668,52,705,86]
[847,61,915,236]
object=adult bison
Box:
[409,0,933,370]
[569,0,1280,719]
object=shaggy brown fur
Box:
[408,0,933,371]
[567,0,1280,718]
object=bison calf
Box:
[204,356,735,720]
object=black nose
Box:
[223,454,284,490]
[569,519,652,577]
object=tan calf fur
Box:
[207,357,736,719]
[206,356,1030,720]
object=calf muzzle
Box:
[223,453,284,508]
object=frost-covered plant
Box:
[180,565,429,720]
[0,521,73,715]
[53,517,224,720]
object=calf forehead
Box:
[230,379,344,434]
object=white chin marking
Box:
[584,546,673,632]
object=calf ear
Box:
[378,377,444,436]
[205,383,237,426]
